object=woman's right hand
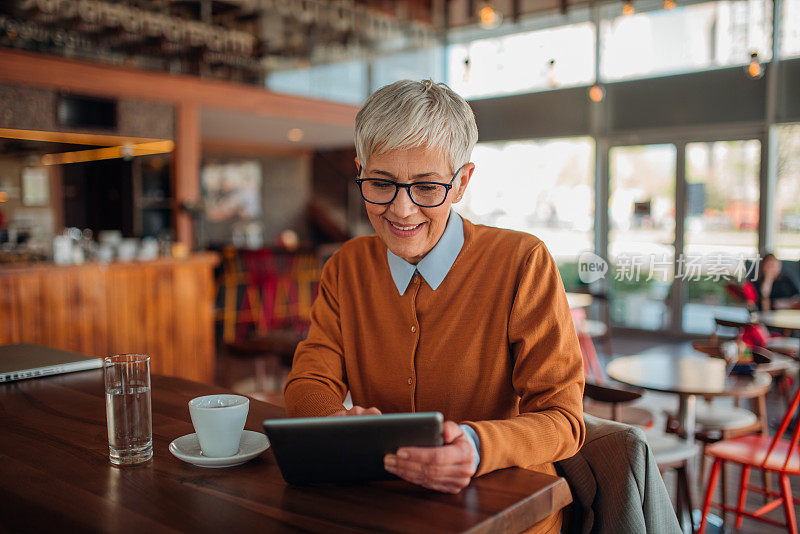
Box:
[331,406,382,416]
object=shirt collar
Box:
[387,210,464,296]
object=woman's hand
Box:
[331,406,382,416]
[383,421,476,494]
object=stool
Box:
[646,430,701,533]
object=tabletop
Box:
[566,292,593,310]
[0,369,572,534]
[606,353,772,397]
[757,309,800,331]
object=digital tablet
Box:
[262,412,444,484]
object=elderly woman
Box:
[284,80,585,533]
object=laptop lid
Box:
[0,344,103,383]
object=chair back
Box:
[762,384,800,471]
[725,281,758,310]
[584,381,644,423]
[714,317,750,330]
[749,345,773,365]
[713,317,771,348]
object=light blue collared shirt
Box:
[386,210,481,471]
[387,209,465,295]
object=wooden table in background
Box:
[566,292,593,310]
[0,370,572,533]
[0,253,218,383]
[606,353,771,443]
[758,310,800,334]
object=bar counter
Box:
[0,253,219,383]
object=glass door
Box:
[608,144,677,331]
[681,139,761,334]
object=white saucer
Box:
[169,430,269,468]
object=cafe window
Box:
[775,123,800,261]
[370,47,445,92]
[266,60,368,105]
[446,22,595,100]
[453,137,594,289]
[600,0,772,82]
[682,139,760,334]
[784,0,800,58]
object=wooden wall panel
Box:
[0,254,219,383]
[16,275,42,345]
[0,277,17,342]
[154,266,176,378]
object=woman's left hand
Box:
[383,421,476,493]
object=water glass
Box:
[104,354,153,465]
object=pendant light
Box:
[588,84,605,103]
[546,59,557,88]
[746,52,764,79]
[477,1,503,29]
[622,0,635,16]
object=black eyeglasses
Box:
[355,164,464,208]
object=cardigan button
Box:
[410,325,417,333]
[407,378,413,385]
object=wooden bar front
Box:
[0,253,218,383]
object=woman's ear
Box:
[354,156,361,176]
[453,163,475,203]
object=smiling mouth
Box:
[389,221,423,231]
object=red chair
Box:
[721,282,799,359]
[571,307,604,383]
[698,383,800,533]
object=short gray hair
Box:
[355,79,478,174]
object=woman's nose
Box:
[389,187,419,218]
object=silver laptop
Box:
[0,344,102,383]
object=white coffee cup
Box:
[188,394,249,457]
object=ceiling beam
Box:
[0,49,358,128]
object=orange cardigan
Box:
[284,218,585,479]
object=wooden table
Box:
[566,292,593,310]
[606,353,771,443]
[0,370,572,533]
[758,310,800,334]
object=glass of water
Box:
[103,354,152,465]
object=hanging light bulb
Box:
[746,51,764,79]
[663,0,676,9]
[588,83,605,103]
[622,0,635,16]
[477,1,503,29]
[463,56,471,82]
[546,59,558,88]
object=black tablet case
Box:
[263,412,444,484]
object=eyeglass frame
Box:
[354,163,466,208]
